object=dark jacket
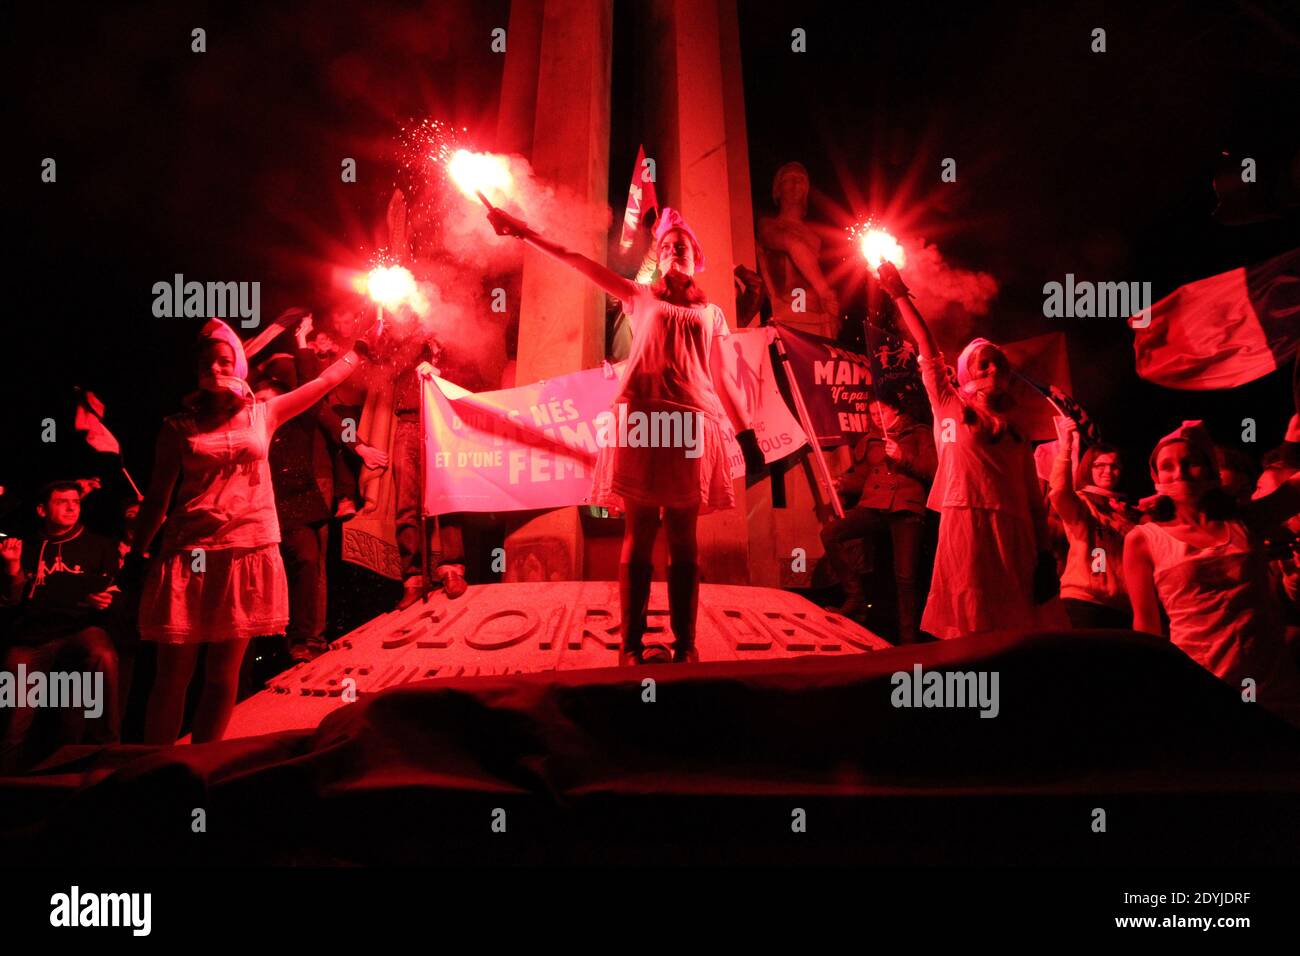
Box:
[0,525,119,641]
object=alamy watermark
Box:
[50,886,151,936]
[0,665,104,718]
[891,663,1000,718]
[1043,274,1152,328]
[152,273,261,328]
[593,403,704,459]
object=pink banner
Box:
[420,329,806,515]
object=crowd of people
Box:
[825,263,1300,726]
[2,206,1299,770]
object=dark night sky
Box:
[6,0,1299,533]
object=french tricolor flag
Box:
[1133,247,1300,390]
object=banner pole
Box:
[770,328,845,520]
[418,366,432,604]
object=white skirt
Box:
[139,544,289,644]
[588,400,735,514]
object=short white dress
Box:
[138,402,290,643]
[588,285,736,515]
[918,354,1069,639]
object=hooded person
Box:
[185,319,255,408]
[1125,419,1300,726]
[129,316,372,744]
[876,263,1067,639]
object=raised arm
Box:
[133,424,183,556]
[877,262,938,361]
[1047,419,1089,532]
[267,350,362,430]
[487,207,637,304]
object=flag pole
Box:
[418,364,433,605]
[770,327,845,520]
[120,467,143,501]
[1012,368,1081,443]
[74,387,144,500]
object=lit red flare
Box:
[859,228,906,270]
[447,149,513,205]
[365,265,418,310]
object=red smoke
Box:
[383,151,612,388]
[899,237,999,353]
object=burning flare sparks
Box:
[860,229,906,270]
[365,265,419,311]
[849,221,907,270]
[447,149,514,205]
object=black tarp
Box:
[3,629,1299,865]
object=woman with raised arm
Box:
[487,205,763,665]
[131,318,372,743]
[876,262,1066,639]
[1124,418,1300,725]
[1050,420,1139,628]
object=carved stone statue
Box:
[757,162,841,339]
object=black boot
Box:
[835,576,869,621]
[619,560,654,666]
[895,576,920,644]
[667,562,700,663]
[821,523,869,621]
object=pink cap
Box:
[1148,420,1218,482]
[653,207,705,273]
[956,337,998,388]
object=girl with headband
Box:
[877,263,1066,639]
[1124,418,1300,724]
[131,318,372,743]
[487,204,763,665]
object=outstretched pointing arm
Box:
[488,207,638,305]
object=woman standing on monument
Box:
[130,319,372,744]
[876,263,1066,639]
[487,204,764,665]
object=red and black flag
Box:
[73,388,143,499]
[619,144,659,251]
[73,388,121,455]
